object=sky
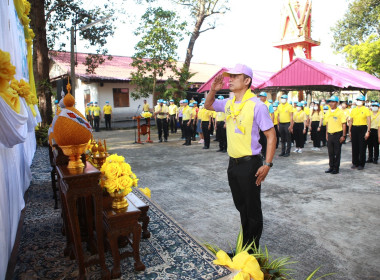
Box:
[75,0,350,72]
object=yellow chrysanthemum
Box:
[118,175,133,189]
[105,178,118,193]
[139,187,151,198]
[106,154,125,164]
[121,162,132,176]
[23,0,31,15]
[0,50,16,84]
[0,86,21,113]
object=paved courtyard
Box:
[93,128,380,280]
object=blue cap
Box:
[200,103,204,106]
[259,92,267,97]
[95,101,98,104]
[55,100,59,104]
[268,99,273,103]
[281,94,288,99]
[297,102,303,107]
[201,98,205,101]
[356,95,365,101]
[193,101,198,104]
[189,103,194,107]
[328,96,339,102]
[158,99,164,103]
[323,106,329,110]
[217,95,224,100]
[183,99,188,103]
[289,101,293,105]
[106,101,109,103]
[90,101,93,104]
[170,99,174,102]
[372,102,379,107]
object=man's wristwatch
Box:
[263,161,273,167]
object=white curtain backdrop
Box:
[0,1,39,279]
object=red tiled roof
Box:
[49,51,222,83]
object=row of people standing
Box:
[84,101,113,131]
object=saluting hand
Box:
[211,74,224,92]
[255,165,270,186]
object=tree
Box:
[331,0,380,77]
[175,0,229,69]
[130,7,186,101]
[29,0,118,125]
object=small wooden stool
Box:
[127,193,151,239]
[103,198,146,279]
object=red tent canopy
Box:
[197,67,274,93]
[258,58,380,91]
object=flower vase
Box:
[109,189,129,210]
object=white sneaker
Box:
[298,149,303,153]
[293,148,299,153]
[198,139,204,144]
[314,147,320,151]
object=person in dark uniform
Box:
[325,96,347,174]
[215,96,227,152]
[277,94,293,157]
[92,101,101,132]
[366,102,379,164]
[154,99,169,142]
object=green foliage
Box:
[367,91,380,101]
[164,66,196,100]
[130,7,187,100]
[331,0,380,51]
[342,35,380,78]
[35,125,50,146]
[44,0,119,73]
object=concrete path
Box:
[93,128,380,280]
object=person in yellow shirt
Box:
[92,101,101,132]
[103,101,112,130]
[199,103,213,149]
[302,101,310,144]
[143,99,151,125]
[273,101,279,149]
[325,96,347,174]
[214,96,227,152]
[196,105,205,144]
[85,103,91,123]
[309,103,323,150]
[168,99,178,134]
[154,99,169,142]
[259,92,275,158]
[321,105,329,147]
[340,101,350,144]
[177,100,185,139]
[292,102,307,153]
[366,102,380,164]
[349,95,371,170]
[191,101,199,141]
[182,100,192,146]
[88,102,94,127]
[277,94,293,156]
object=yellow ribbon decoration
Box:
[226,89,255,134]
[213,250,264,280]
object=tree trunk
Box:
[30,0,53,125]
[183,14,205,69]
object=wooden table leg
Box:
[140,214,150,239]
[108,231,121,279]
[132,224,145,271]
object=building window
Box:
[113,88,130,107]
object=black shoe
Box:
[279,152,285,156]
[283,153,290,157]
[184,143,191,146]
[183,142,187,145]
[222,149,227,153]
[331,170,339,174]
[164,139,168,142]
[159,139,163,143]
[351,165,358,169]
[216,149,223,152]
[366,159,373,163]
[374,160,378,164]
[192,137,196,141]
[357,166,364,170]
[202,146,209,149]
[325,168,333,173]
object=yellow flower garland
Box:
[0,50,21,113]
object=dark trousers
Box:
[183,120,192,144]
[327,131,343,171]
[293,123,304,148]
[259,130,267,158]
[216,121,227,151]
[210,119,215,136]
[321,125,327,146]
[89,116,94,128]
[228,155,263,248]
[179,117,184,138]
[192,120,197,140]
[367,128,379,161]
[274,125,279,149]
[169,114,177,133]
[351,125,367,167]
[311,121,321,148]
[202,121,210,148]
[157,118,168,140]
[105,114,111,129]
[94,116,100,132]
[279,122,291,154]
[304,126,308,143]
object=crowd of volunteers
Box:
[143,93,379,173]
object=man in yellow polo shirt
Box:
[273,101,280,149]
[349,95,371,170]
[181,100,192,146]
[214,96,227,152]
[367,102,380,164]
[205,64,276,253]
[277,94,293,157]
[103,101,112,130]
[154,99,169,142]
[200,104,213,149]
[325,96,347,174]
[168,99,178,134]
[92,101,101,132]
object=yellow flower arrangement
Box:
[100,153,139,195]
[141,111,153,118]
[139,187,151,198]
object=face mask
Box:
[314,106,318,110]
[352,105,356,108]
[321,102,326,105]
[281,99,287,104]
[324,110,328,113]
[372,107,379,112]
[331,109,335,112]
[356,101,363,106]
[296,107,301,111]
[273,107,277,111]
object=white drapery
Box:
[0,1,39,279]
